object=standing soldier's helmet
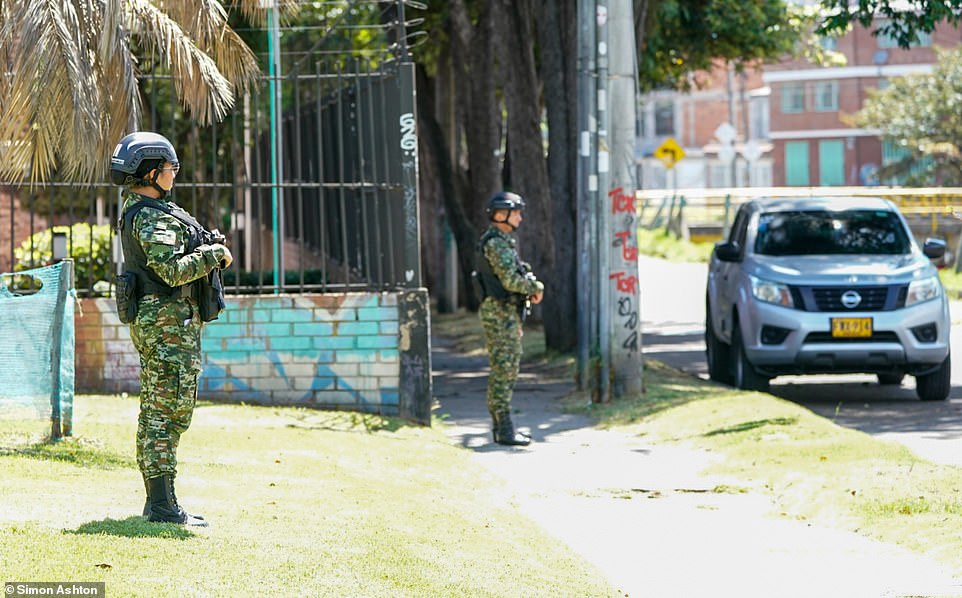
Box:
[109,132,179,187]
[485,191,525,220]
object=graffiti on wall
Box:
[202,295,400,408]
[607,186,640,352]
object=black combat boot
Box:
[143,476,204,521]
[492,413,532,446]
[146,476,208,527]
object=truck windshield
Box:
[754,210,912,256]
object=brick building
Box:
[639,19,962,189]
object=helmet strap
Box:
[148,169,168,199]
[492,210,518,231]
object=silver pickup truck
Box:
[705,196,951,401]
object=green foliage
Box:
[14,223,113,289]
[639,0,811,89]
[818,0,961,49]
[854,46,962,185]
[637,227,715,262]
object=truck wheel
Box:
[916,354,950,401]
[732,326,770,392]
[705,306,733,385]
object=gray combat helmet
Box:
[485,191,525,219]
[109,132,179,186]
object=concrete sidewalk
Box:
[431,335,962,598]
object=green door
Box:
[785,141,809,186]
[819,140,845,186]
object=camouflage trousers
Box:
[129,296,202,480]
[479,297,523,419]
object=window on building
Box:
[882,139,931,185]
[785,141,810,186]
[654,100,675,136]
[749,96,770,139]
[818,140,845,186]
[819,36,838,51]
[780,82,805,113]
[877,20,932,48]
[814,80,839,112]
[709,163,730,188]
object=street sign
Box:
[714,122,736,144]
[653,137,685,169]
[741,140,763,163]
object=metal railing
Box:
[0,0,423,298]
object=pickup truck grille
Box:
[790,285,907,312]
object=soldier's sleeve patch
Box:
[145,226,177,246]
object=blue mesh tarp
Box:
[0,261,75,437]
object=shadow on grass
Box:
[66,517,196,540]
[563,360,723,425]
[284,410,404,433]
[704,417,799,437]
[0,437,133,470]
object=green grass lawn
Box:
[0,398,614,597]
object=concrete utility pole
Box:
[578,0,642,401]
[604,0,643,397]
[576,0,598,391]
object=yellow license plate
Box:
[831,317,873,338]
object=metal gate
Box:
[0,1,422,297]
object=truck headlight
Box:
[750,275,793,307]
[906,276,942,306]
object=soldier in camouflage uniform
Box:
[110,132,232,526]
[475,192,544,446]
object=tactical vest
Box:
[118,200,227,322]
[119,198,205,298]
[475,228,523,302]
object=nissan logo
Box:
[841,290,862,309]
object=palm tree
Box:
[0,0,273,185]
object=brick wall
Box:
[76,289,432,424]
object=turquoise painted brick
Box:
[378,349,399,362]
[220,336,267,351]
[379,321,399,335]
[337,321,379,336]
[315,336,354,350]
[226,308,271,323]
[292,322,335,336]
[356,307,397,322]
[357,335,397,349]
[269,336,312,351]
[378,294,397,306]
[206,351,251,362]
[255,323,292,336]
[272,309,315,323]
[203,325,236,339]
[379,390,400,406]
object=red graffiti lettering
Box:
[614,231,638,261]
[608,187,635,214]
[609,271,638,295]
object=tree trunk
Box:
[539,0,578,351]
[450,0,503,236]
[496,0,555,325]
[415,63,482,310]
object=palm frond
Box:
[164,0,260,94]
[0,0,111,183]
[124,0,236,125]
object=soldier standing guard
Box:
[110,132,233,526]
[475,192,545,446]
